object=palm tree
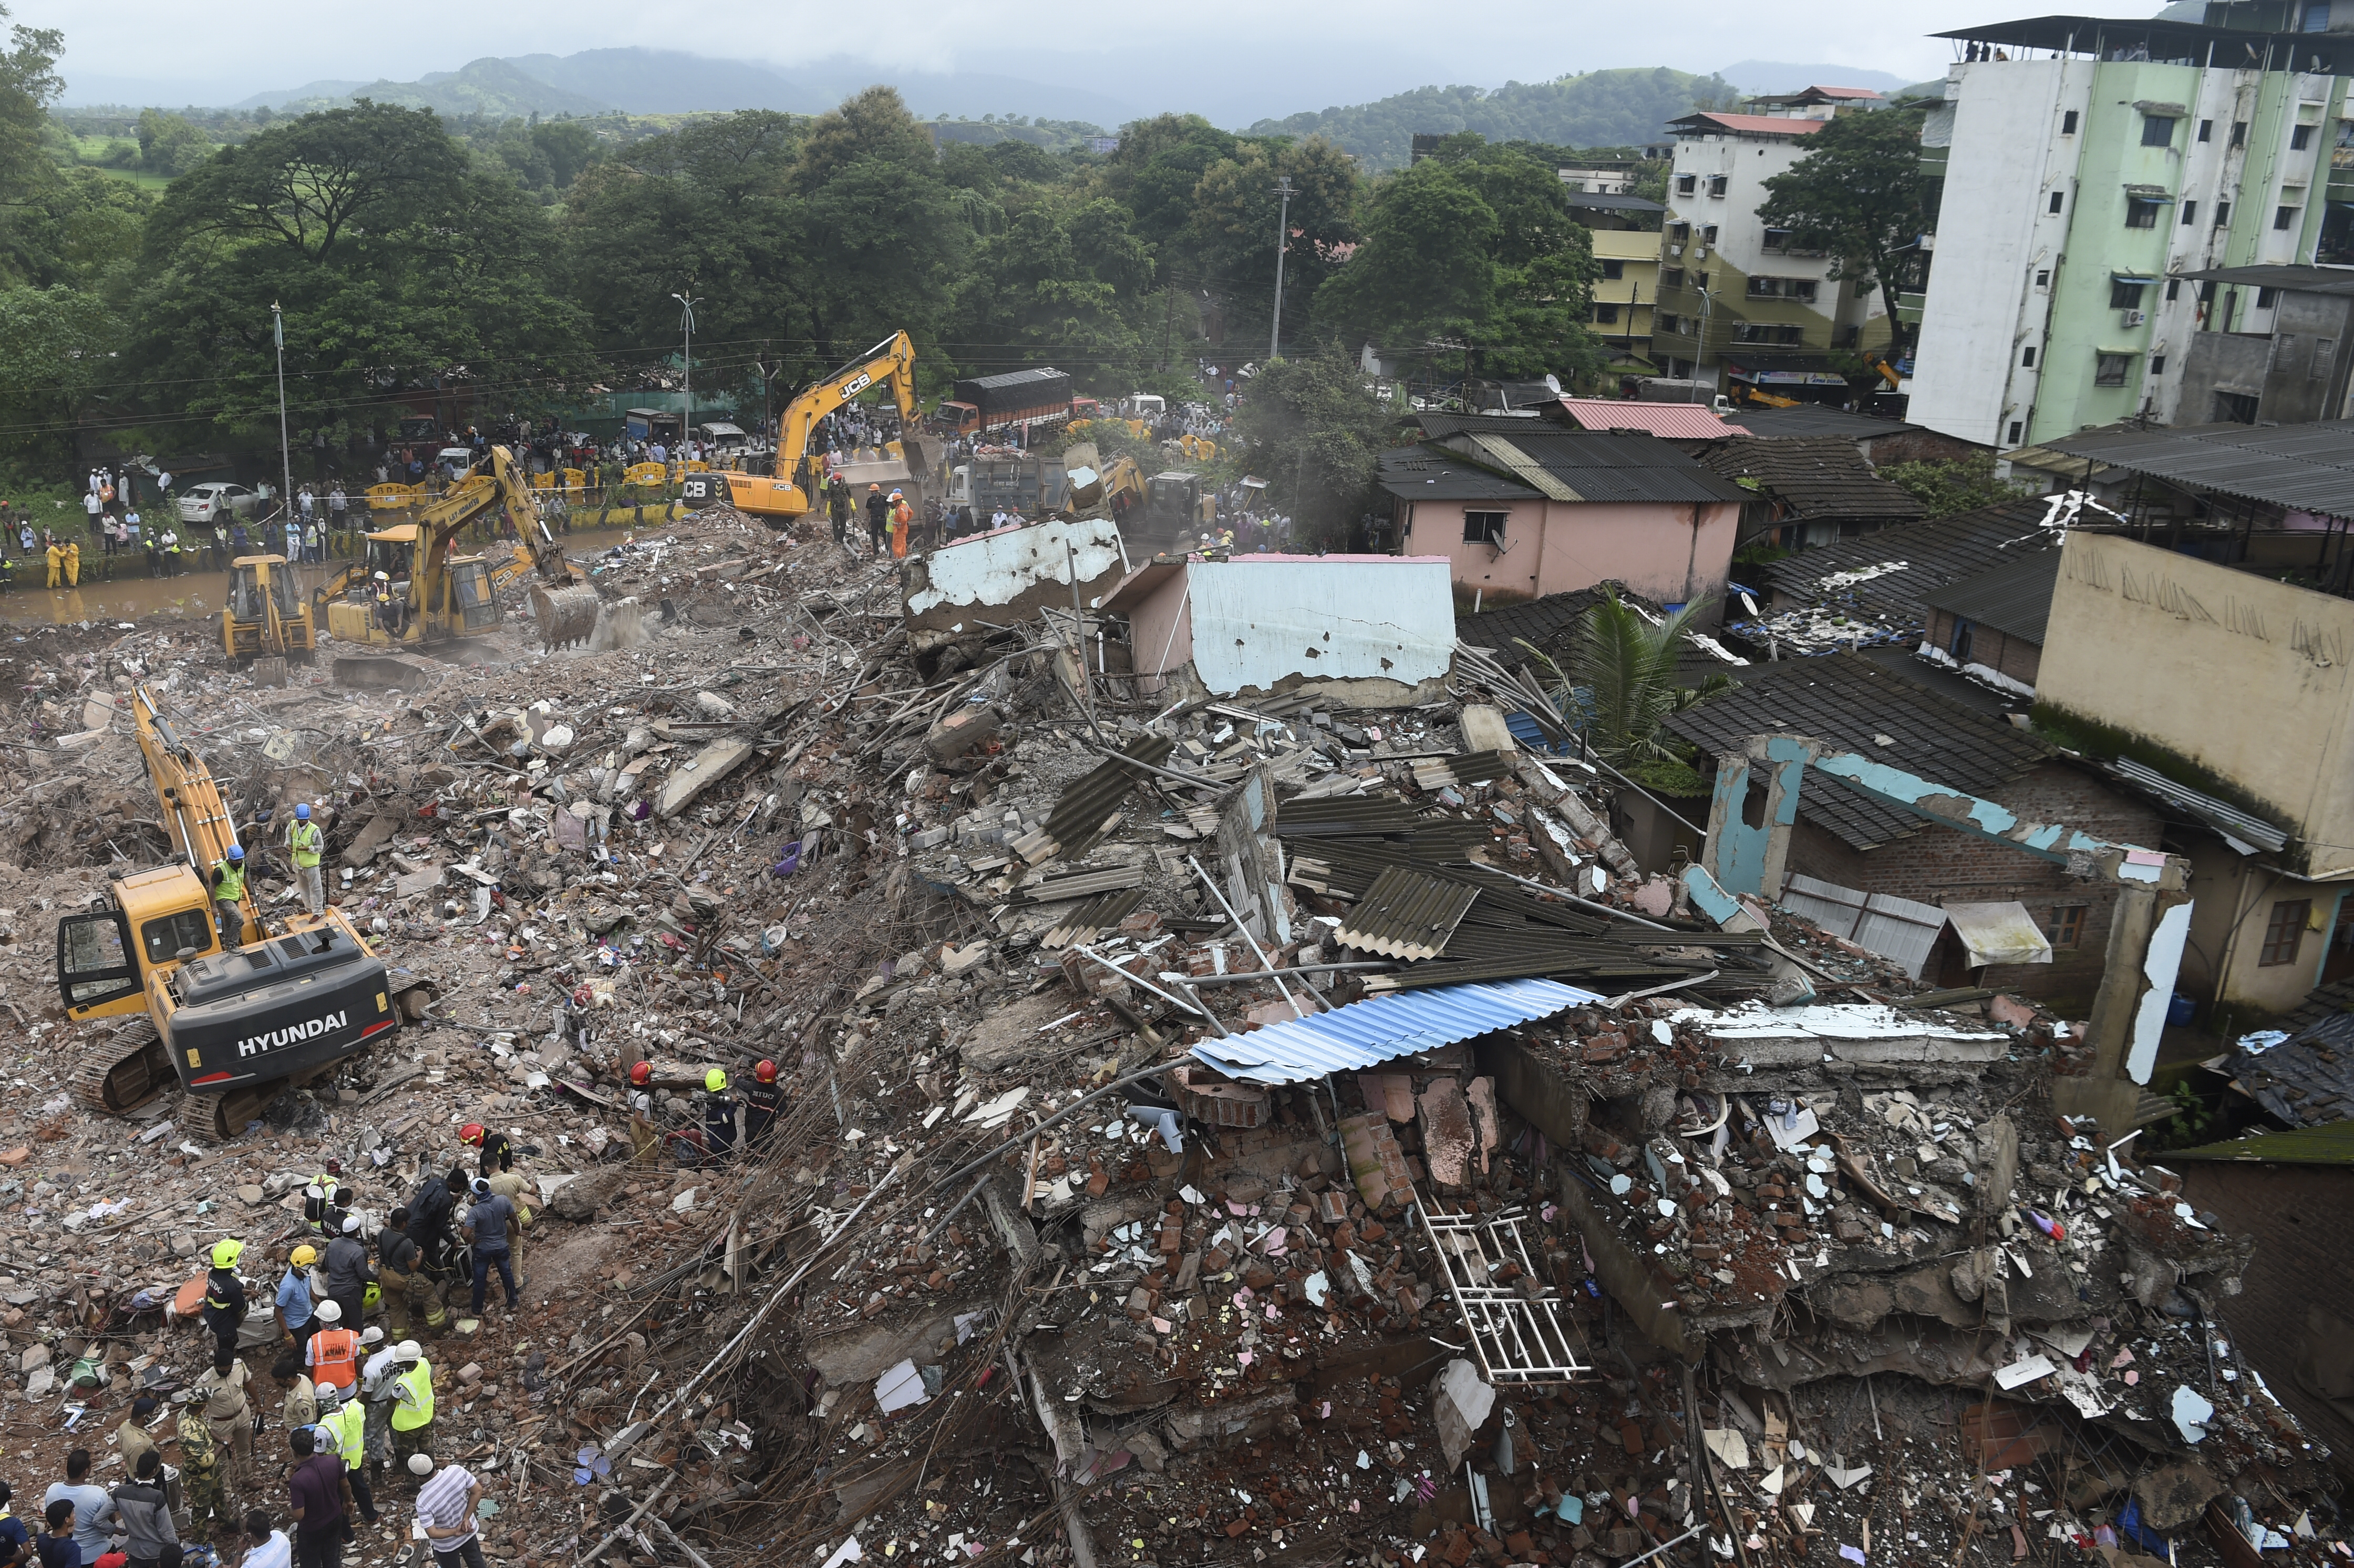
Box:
[1516,589,1731,793]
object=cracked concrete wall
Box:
[1181,559,1456,695]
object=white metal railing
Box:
[1414,1190,1591,1385]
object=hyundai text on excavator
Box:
[679,332,918,524]
[220,555,314,672]
[314,445,601,685]
[54,687,432,1138]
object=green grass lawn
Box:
[54,132,174,189]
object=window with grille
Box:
[1463,511,1506,545]
[2262,899,2313,966]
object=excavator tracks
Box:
[77,1018,172,1116]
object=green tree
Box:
[1880,452,2032,516]
[790,88,963,364]
[1228,344,1392,544]
[131,102,587,443]
[1520,590,1732,793]
[951,194,1154,381]
[1313,159,1501,345]
[0,283,121,470]
[1184,137,1359,352]
[133,109,206,177]
[1754,102,1933,354]
[563,111,804,364]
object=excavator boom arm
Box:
[131,686,257,933]
[774,332,918,484]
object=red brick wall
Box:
[1924,609,2044,690]
[2179,1163,2354,1484]
[1778,761,2165,1012]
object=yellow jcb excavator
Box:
[314,445,601,685]
[681,332,918,524]
[221,555,315,671]
[54,687,432,1137]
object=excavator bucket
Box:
[531,583,602,651]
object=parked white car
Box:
[177,481,259,524]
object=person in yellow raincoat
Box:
[43,538,60,587]
[888,490,912,561]
[62,540,78,586]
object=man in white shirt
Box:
[238,1509,290,1568]
[412,1457,483,1568]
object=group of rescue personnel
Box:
[172,1122,536,1544]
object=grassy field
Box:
[53,132,174,189]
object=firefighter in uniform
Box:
[202,1239,247,1361]
[744,1059,784,1153]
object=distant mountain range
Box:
[223,48,1139,128]
[1715,60,1909,96]
[1247,69,1738,170]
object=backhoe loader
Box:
[681,333,919,524]
[314,445,601,685]
[220,555,314,671]
[54,687,432,1138]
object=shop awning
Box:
[1945,902,2053,968]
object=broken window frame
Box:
[1415,1192,1589,1387]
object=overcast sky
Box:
[31,0,2171,119]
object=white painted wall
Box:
[1185,559,1457,695]
[1910,59,2091,448]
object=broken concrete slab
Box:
[657,738,756,819]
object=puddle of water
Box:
[2,527,651,629]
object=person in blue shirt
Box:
[0,1483,33,1568]
[275,1245,317,1350]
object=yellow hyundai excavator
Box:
[55,687,431,1137]
[314,445,601,685]
[681,332,918,523]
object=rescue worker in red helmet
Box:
[744,1060,784,1153]
[460,1122,513,1178]
[626,1061,659,1168]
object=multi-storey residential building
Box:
[1908,13,2353,450]
[1651,88,1896,404]
[1565,189,1667,377]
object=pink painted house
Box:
[1376,421,1748,611]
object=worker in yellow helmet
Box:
[701,1067,737,1162]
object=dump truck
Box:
[935,367,1075,438]
[946,455,1067,519]
[55,687,431,1137]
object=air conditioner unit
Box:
[1668,244,1682,257]
[2124,308,2148,326]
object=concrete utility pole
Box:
[271,302,292,516]
[1268,176,1296,363]
[672,291,699,452]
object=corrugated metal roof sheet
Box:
[1432,431,1753,506]
[2044,420,2354,518]
[2108,757,2290,855]
[1375,446,1544,502]
[1697,436,1927,523]
[1335,865,1481,960]
[1664,654,2053,851]
[1019,735,1175,864]
[1779,873,1945,979]
[2169,1120,2354,1167]
[1555,399,1750,440]
[1919,549,2061,646]
[1725,406,1924,441]
[1188,978,1602,1084]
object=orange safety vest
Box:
[311,1326,359,1392]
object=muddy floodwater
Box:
[0,525,652,628]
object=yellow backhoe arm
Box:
[776,332,920,485]
[130,686,260,946]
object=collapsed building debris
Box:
[0,521,2337,1568]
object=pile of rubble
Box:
[0,510,2339,1568]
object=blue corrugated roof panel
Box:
[1189,978,1600,1085]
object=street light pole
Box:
[271,302,292,518]
[672,291,699,456]
[1267,176,1296,364]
